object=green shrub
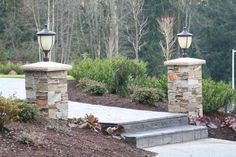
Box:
[70,57,113,82]
[84,82,107,96]
[129,75,167,100]
[71,57,147,97]
[77,78,96,89]
[132,87,161,105]
[18,103,40,122]
[78,78,107,96]
[0,96,20,129]
[0,62,23,74]
[202,79,235,113]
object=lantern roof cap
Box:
[177,27,193,37]
[36,24,56,36]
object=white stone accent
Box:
[164,57,206,66]
[21,61,72,72]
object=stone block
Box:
[168,72,178,81]
[36,83,48,91]
[188,79,199,85]
[26,90,36,101]
[48,109,57,119]
[36,99,48,107]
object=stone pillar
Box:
[21,62,72,119]
[164,58,206,117]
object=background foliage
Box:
[0,0,236,81]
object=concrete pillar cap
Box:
[164,57,206,66]
[21,61,72,72]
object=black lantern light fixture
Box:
[36,24,56,62]
[177,27,193,57]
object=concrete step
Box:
[120,114,188,133]
[122,125,208,148]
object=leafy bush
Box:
[0,62,23,74]
[0,96,20,129]
[132,87,162,105]
[129,75,167,100]
[78,78,107,96]
[108,59,146,97]
[18,103,40,122]
[202,79,235,113]
[84,82,107,96]
[71,57,146,97]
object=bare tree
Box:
[157,16,176,60]
[23,0,47,61]
[108,0,119,58]
[126,0,147,60]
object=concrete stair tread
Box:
[122,125,207,138]
[119,114,187,125]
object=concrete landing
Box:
[69,101,185,123]
[145,138,236,157]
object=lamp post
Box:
[232,49,236,90]
[229,49,236,112]
[177,27,193,57]
[36,24,56,62]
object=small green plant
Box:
[0,95,20,130]
[84,83,107,96]
[202,79,235,113]
[18,131,45,146]
[132,87,161,105]
[46,119,71,134]
[129,75,168,100]
[18,102,40,122]
[78,78,107,96]
[18,132,33,144]
[75,114,101,132]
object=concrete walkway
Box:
[145,138,236,157]
[1,78,236,157]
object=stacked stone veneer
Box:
[164,58,206,117]
[21,62,72,119]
